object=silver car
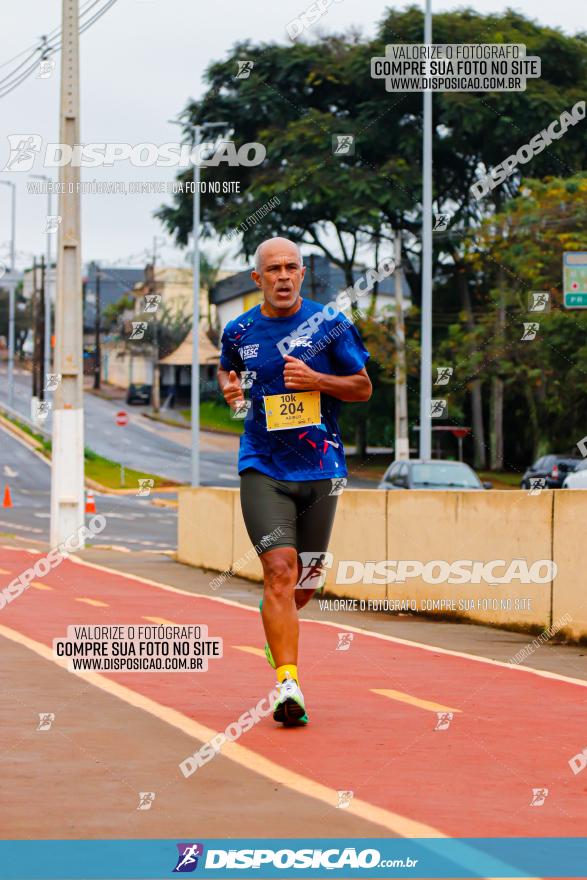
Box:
[378,459,491,491]
[563,460,587,489]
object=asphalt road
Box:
[0,424,178,551]
[0,366,240,486]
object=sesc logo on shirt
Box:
[288,335,312,350]
[238,343,260,361]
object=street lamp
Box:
[29,174,54,387]
[168,118,228,487]
[0,180,16,408]
[419,0,433,460]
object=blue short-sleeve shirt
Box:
[220,297,370,481]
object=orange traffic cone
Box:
[2,485,12,508]
[85,491,96,514]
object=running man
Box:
[218,237,372,725]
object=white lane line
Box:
[0,521,43,534]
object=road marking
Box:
[30,581,53,591]
[64,555,587,688]
[218,472,238,480]
[101,513,137,520]
[87,544,131,553]
[3,466,18,477]
[75,597,109,607]
[0,622,443,838]
[371,688,461,714]
[0,521,44,534]
[142,615,178,626]
[233,645,265,659]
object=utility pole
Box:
[418,0,433,459]
[169,117,227,486]
[394,234,409,460]
[50,0,84,548]
[191,124,202,485]
[39,256,46,401]
[93,263,101,390]
[0,180,16,408]
[29,174,53,383]
[149,251,161,413]
[31,257,39,401]
[32,257,40,400]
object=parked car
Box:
[378,459,491,491]
[126,383,151,405]
[520,454,580,489]
[563,459,587,489]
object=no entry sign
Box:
[115,410,129,427]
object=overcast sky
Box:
[0,0,582,276]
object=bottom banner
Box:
[0,837,586,879]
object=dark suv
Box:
[520,455,580,489]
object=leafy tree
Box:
[102,294,134,332]
[156,8,587,461]
[440,172,587,464]
[152,299,192,360]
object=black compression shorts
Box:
[240,468,339,557]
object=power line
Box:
[0,0,102,85]
[0,0,119,99]
[0,0,105,65]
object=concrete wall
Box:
[177,487,586,638]
[552,490,587,641]
[384,490,553,629]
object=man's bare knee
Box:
[262,549,298,593]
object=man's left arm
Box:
[283,355,372,402]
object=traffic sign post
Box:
[563,252,587,308]
[115,410,128,485]
[450,427,471,462]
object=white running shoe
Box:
[273,671,308,725]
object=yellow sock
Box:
[277,664,298,684]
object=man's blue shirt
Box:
[219,298,370,481]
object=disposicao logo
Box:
[173,843,204,872]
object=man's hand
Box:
[282,356,372,402]
[221,370,244,410]
[283,354,323,391]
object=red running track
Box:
[1,545,586,839]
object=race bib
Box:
[264,391,322,432]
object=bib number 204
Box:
[280,394,304,416]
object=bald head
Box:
[251,237,306,316]
[254,237,303,273]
